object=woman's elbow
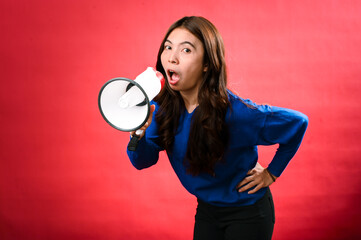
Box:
[299,113,309,131]
[130,159,157,170]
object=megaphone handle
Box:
[127,130,144,151]
[128,135,140,151]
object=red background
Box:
[1,0,361,239]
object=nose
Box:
[168,51,179,64]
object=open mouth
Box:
[167,69,180,85]
[168,69,175,78]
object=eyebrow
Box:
[165,39,196,49]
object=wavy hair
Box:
[154,16,229,176]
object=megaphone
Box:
[98,67,165,151]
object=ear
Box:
[203,64,208,72]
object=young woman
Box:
[127,16,308,240]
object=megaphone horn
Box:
[98,67,165,151]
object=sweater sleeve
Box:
[126,102,163,170]
[256,106,308,177]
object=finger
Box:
[238,174,265,192]
[148,105,155,124]
[150,104,156,113]
[247,184,264,194]
[140,122,149,130]
[238,180,258,192]
[247,169,256,175]
[236,175,254,189]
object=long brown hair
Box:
[154,16,229,176]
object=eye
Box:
[164,45,172,50]
[183,48,191,53]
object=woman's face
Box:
[161,27,207,96]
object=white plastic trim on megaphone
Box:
[98,67,164,132]
[134,67,163,100]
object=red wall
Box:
[1,0,361,239]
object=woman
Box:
[127,16,308,240]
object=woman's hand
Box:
[236,162,277,194]
[130,105,156,139]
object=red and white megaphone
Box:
[98,67,165,151]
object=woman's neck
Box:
[180,90,198,113]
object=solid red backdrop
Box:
[1,0,361,239]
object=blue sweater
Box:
[127,91,308,207]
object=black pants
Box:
[193,188,275,240]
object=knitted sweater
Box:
[127,91,308,206]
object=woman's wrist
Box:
[265,168,277,182]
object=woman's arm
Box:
[237,106,308,194]
[258,106,309,177]
[127,105,163,170]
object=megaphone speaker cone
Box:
[98,67,165,133]
[98,77,150,132]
